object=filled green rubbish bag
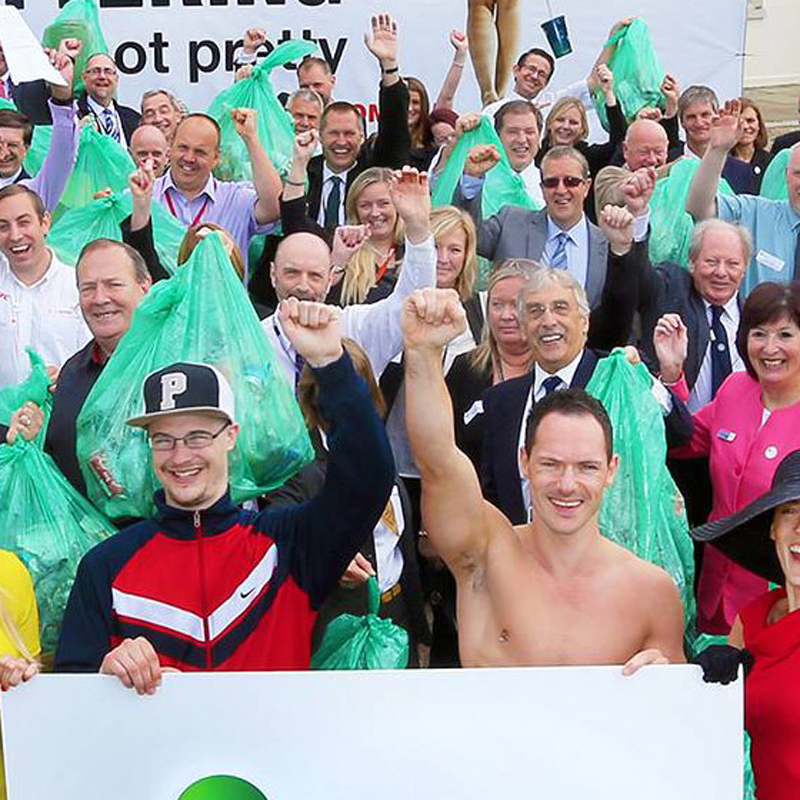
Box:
[41,0,109,97]
[49,191,184,275]
[311,577,409,669]
[585,350,696,643]
[648,158,734,268]
[432,115,541,218]
[76,232,313,520]
[24,124,54,178]
[53,125,135,222]
[759,147,789,201]
[432,116,540,288]
[208,40,317,181]
[0,351,115,654]
[593,19,665,130]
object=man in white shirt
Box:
[0,185,90,389]
[263,168,435,386]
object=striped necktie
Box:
[548,232,570,270]
[102,108,121,143]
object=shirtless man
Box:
[403,287,685,671]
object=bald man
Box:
[594,119,670,218]
[129,125,170,177]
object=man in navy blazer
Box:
[481,266,691,525]
[456,146,650,309]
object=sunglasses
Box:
[541,176,585,189]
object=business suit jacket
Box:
[638,259,743,527]
[76,93,141,143]
[455,195,610,309]
[306,80,410,224]
[10,79,52,125]
[480,347,693,524]
[639,260,743,392]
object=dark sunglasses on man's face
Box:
[541,176,585,189]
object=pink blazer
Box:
[672,371,800,631]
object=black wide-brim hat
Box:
[690,450,800,585]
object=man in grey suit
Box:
[456,145,649,308]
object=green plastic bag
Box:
[648,158,734,267]
[41,0,109,97]
[586,350,696,643]
[75,233,313,520]
[759,148,789,201]
[432,115,541,218]
[49,191,184,275]
[432,116,540,288]
[207,40,317,181]
[593,19,665,129]
[53,125,135,222]
[0,351,115,653]
[311,577,409,669]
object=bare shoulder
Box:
[601,538,681,601]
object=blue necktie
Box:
[548,232,570,270]
[102,108,120,143]
[710,305,732,398]
[294,351,306,390]
[542,375,563,395]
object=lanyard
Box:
[273,320,303,381]
[375,246,395,283]
[165,189,210,228]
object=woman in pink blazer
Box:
[655,281,800,634]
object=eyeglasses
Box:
[518,64,551,81]
[85,67,117,77]
[541,176,585,189]
[149,421,230,451]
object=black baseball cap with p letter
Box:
[126,362,236,428]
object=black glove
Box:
[691,644,754,685]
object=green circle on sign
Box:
[178,775,268,799]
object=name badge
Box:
[717,429,737,442]
[755,249,785,273]
[463,400,484,426]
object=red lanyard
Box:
[375,247,395,283]
[165,189,210,228]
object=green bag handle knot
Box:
[0,349,53,449]
[367,576,381,616]
[258,40,318,77]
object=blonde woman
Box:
[331,167,405,307]
[0,550,41,800]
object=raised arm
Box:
[686,100,741,221]
[434,30,469,110]
[231,107,282,224]
[262,298,395,606]
[339,167,436,376]
[404,288,493,577]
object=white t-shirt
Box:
[0,250,91,389]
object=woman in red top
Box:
[691,449,800,799]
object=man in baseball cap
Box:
[56,298,396,691]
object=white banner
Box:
[2,666,742,799]
[10,0,747,123]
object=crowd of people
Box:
[1,6,800,796]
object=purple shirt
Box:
[19,100,77,213]
[153,171,277,278]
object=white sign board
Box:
[2,666,742,799]
[11,0,747,121]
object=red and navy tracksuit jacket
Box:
[55,353,395,672]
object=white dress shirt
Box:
[0,249,92,389]
[263,235,437,387]
[687,295,744,413]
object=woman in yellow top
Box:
[0,549,41,800]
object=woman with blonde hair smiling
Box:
[332,167,405,307]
